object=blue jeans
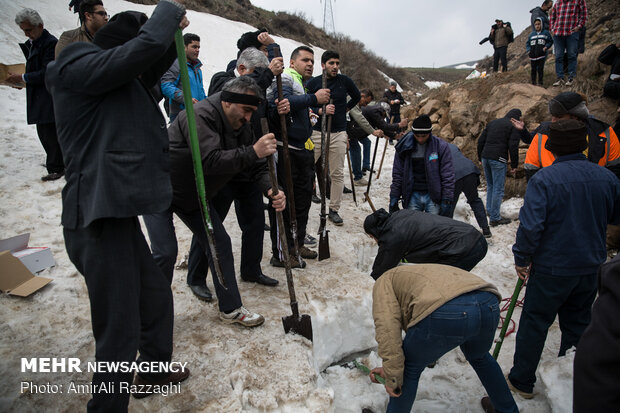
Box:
[482,158,507,222]
[360,136,371,170]
[509,269,597,393]
[407,191,440,215]
[387,291,518,413]
[553,32,579,80]
[349,136,372,180]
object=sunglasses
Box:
[90,11,108,17]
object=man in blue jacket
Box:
[160,32,206,121]
[507,119,620,400]
[389,115,455,216]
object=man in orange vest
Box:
[524,92,620,181]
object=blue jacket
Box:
[448,143,480,181]
[513,154,620,276]
[390,132,455,206]
[160,58,206,119]
[266,67,317,148]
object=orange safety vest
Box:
[524,127,620,172]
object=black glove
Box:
[439,199,453,217]
[389,202,400,214]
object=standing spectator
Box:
[383,81,404,122]
[573,255,620,412]
[527,18,553,86]
[56,0,108,58]
[598,42,620,105]
[549,0,587,86]
[347,89,383,185]
[364,209,488,279]
[46,4,190,409]
[306,50,361,226]
[490,19,513,73]
[477,109,528,226]
[160,33,206,122]
[389,115,454,216]
[7,9,63,181]
[370,264,518,413]
[530,0,553,31]
[507,119,620,400]
[445,143,491,237]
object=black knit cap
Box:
[237,28,267,51]
[93,11,148,49]
[548,92,589,120]
[411,115,432,134]
[364,208,391,239]
[545,119,587,156]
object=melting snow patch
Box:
[425,81,445,89]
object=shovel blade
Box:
[318,230,330,261]
[282,313,313,341]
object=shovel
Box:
[174,30,226,288]
[317,72,331,261]
[364,135,381,213]
[346,149,357,206]
[261,119,312,341]
[375,115,394,180]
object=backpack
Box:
[506,22,514,43]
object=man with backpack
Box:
[489,19,514,73]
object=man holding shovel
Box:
[267,46,330,267]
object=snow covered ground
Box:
[1,0,573,412]
[424,81,445,89]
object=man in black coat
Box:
[573,254,620,412]
[9,9,63,181]
[364,208,488,280]
[477,108,529,226]
[46,3,189,411]
[382,81,404,123]
[165,77,286,327]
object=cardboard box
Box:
[0,234,54,296]
[0,63,26,88]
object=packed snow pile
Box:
[0,0,574,412]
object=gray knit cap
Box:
[548,92,589,120]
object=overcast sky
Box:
[250,0,544,68]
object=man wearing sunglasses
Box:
[56,0,108,58]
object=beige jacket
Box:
[55,25,94,58]
[372,264,501,390]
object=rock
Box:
[439,124,453,140]
[450,106,474,137]
[420,99,441,115]
[479,83,554,122]
[430,113,440,123]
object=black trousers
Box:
[212,180,266,279]
[64,217,173,412]
[530,59,546,85]
[269,147,315,258]
[447,173,489,230]
[493,46,508,72]
[36,122,64,173]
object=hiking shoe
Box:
[362,167,375,173]
[565,78,573,86]
[480,396,496,413]
[270,255,306,269]
[482,227,492,238]
[220,306,264,327]
[311,194,321,204]
[343,186,352,194]
[489,218,511,227]
[328,209,343,226]
[506,376,534,399]
[552,78,564,87]
[354,177,368,186]
[304,234,317,247]
[133,368,190,398]
[299,246,318,259]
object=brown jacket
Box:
[372,264,501,390]
[55,25,94,58]
[492,25,514,48]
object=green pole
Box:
[174,30,226,288]
[492,278,524,359]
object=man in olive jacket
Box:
[370,264,518,413]
[46,3,189,410]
